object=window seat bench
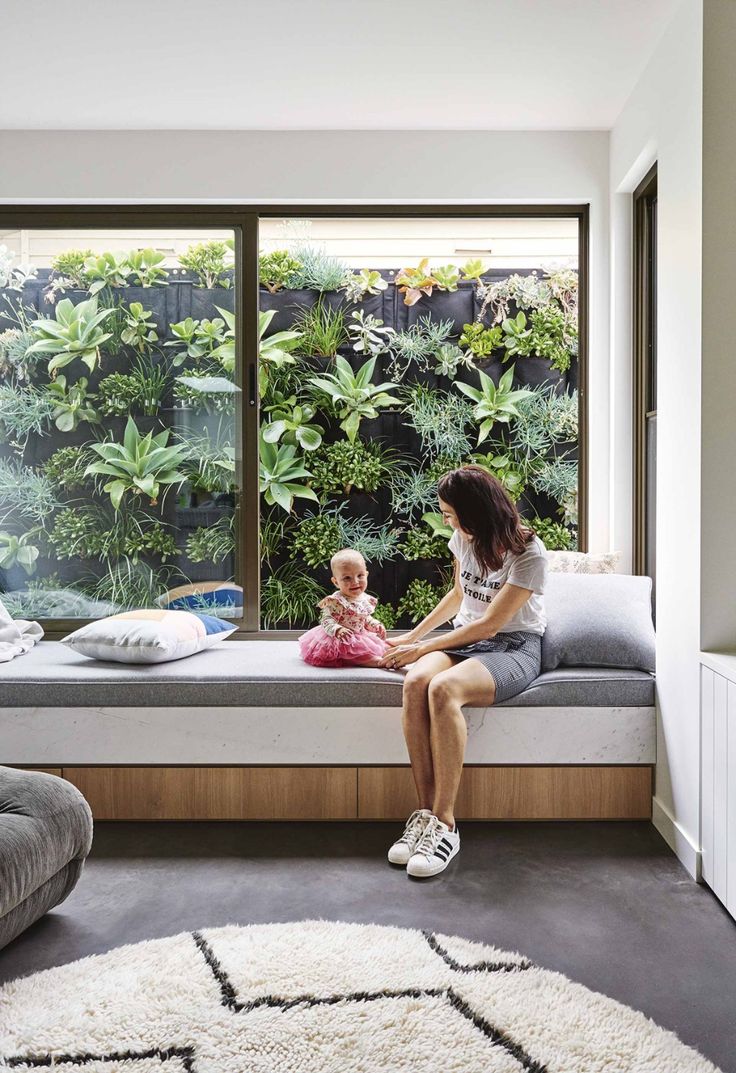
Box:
[2,640,655,822]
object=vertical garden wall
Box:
[258,250,579,632]
[0,240,242,621]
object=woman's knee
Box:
[427,671,462,709]
[403,667,432,698]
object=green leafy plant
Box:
[85,417,190,510]
[308,355,400,442]
[530,516,576,551]
[471,451,527,501]
[174,372,238,414]
[387,316,454,379]
[41,446,92,492]
[530,459,578,523]
[263,394,324,452]
[83,559,178,610]
[121,302,159,352]
[0,459,57,525]
[185,520,236,564]
[477,271,554,324]
[0,324,37,381]
[395,258,439,306]
[259,433,318,513]
[0,530,40,575]
[261,561,325,629]
[257,309,302,396]
[289,513,342,568]
[46,508,103,560]
[402,525,450,561]
[454,365,534,446]
[49,249,93,289]
[348,310,395,357]
[432,264,460,292]
[260,512,292,567]
[458,322,503,359]
[342,269,388,303]
[422,511,453,539]
[502,311,535,358]
[0,383,55,447]
[527,306,577,373]
[27,297,114,376]
[259,249,302,293]
[309,439,396,497]
[293,300,347,359]
[97,354,167,418]
[46,374,99,432]
[126,249,169,288]
[179,241,233,288]
[433,343,474,378]
[509,386,579,463]
[372,602,397,631]
[287,246,350,292]
[389,469,440,520]
[165,316,226,367]
[178,426,236,494]
[460,259,486,283]
[122,522,177,562]
[83,251,131,295]
[402,385,474,459]
[397,578,444,624]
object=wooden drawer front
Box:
[64,767,358,820]
[358,766,653,820]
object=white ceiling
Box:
[1,0,681,130]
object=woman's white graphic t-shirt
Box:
[448,529,548,635]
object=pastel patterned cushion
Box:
[158,581,243,615]
[61,609,237,664]
[547,549,621,574]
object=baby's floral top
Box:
[317,592,384,638]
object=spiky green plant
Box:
[259,434,318,513]
[287,246,350,292]
[454,365,535,446]
[261,561,324,629]
[85,417,190,510]
[402,385,474,459]
[294,300,347,359]
[0,383,55,446]
[0,459,57,525]
[307,355,400,442]
[27,296,114,375]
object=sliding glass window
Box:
[0,223,244,627]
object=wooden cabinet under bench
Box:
[18,766,653,821]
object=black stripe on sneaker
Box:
[435,847,450,861]
[439,839,453,852]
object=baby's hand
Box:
[336,625,353,639]
[372,620,387,639]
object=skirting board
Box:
[19,766,654,821]
[1,704,656,766]
[651,794,702,880]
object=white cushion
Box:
[547,549,621,574]
[61,609,236,664]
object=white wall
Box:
[610,0,703,876]
[0,130,611,553]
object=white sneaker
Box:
[387,808,433,865]
[406,816,460,877]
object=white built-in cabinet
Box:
[700,653,736,918]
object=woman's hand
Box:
[379,644,423,670]
[385,633,417,648]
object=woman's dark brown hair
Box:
[437,465,534,575]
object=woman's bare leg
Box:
[427,660,497,828]
[401,653,455,809]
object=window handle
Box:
[248,364,257,407]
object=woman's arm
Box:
[417,581,534,655]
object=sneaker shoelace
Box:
[413,815,445,859]
[396,809,428,847]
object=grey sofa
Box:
[0,766,93,950]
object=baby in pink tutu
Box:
[298,548,389,668]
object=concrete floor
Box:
[1,821,735,1071]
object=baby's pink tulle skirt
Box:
[298,625,389,668]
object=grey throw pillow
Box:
[541,573,655,673]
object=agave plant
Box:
[46,375,100,433]
[307,355,401,442]
[255,309,302,396]
[259,433,318,513]
[262,393,324,451]
[85,417,191,510]
[27,297,114,376]
[454,365,535,446]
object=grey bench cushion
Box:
[0,641,654,708]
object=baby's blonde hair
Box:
[330,548,367,576]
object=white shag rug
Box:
[0,921,720,1073]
